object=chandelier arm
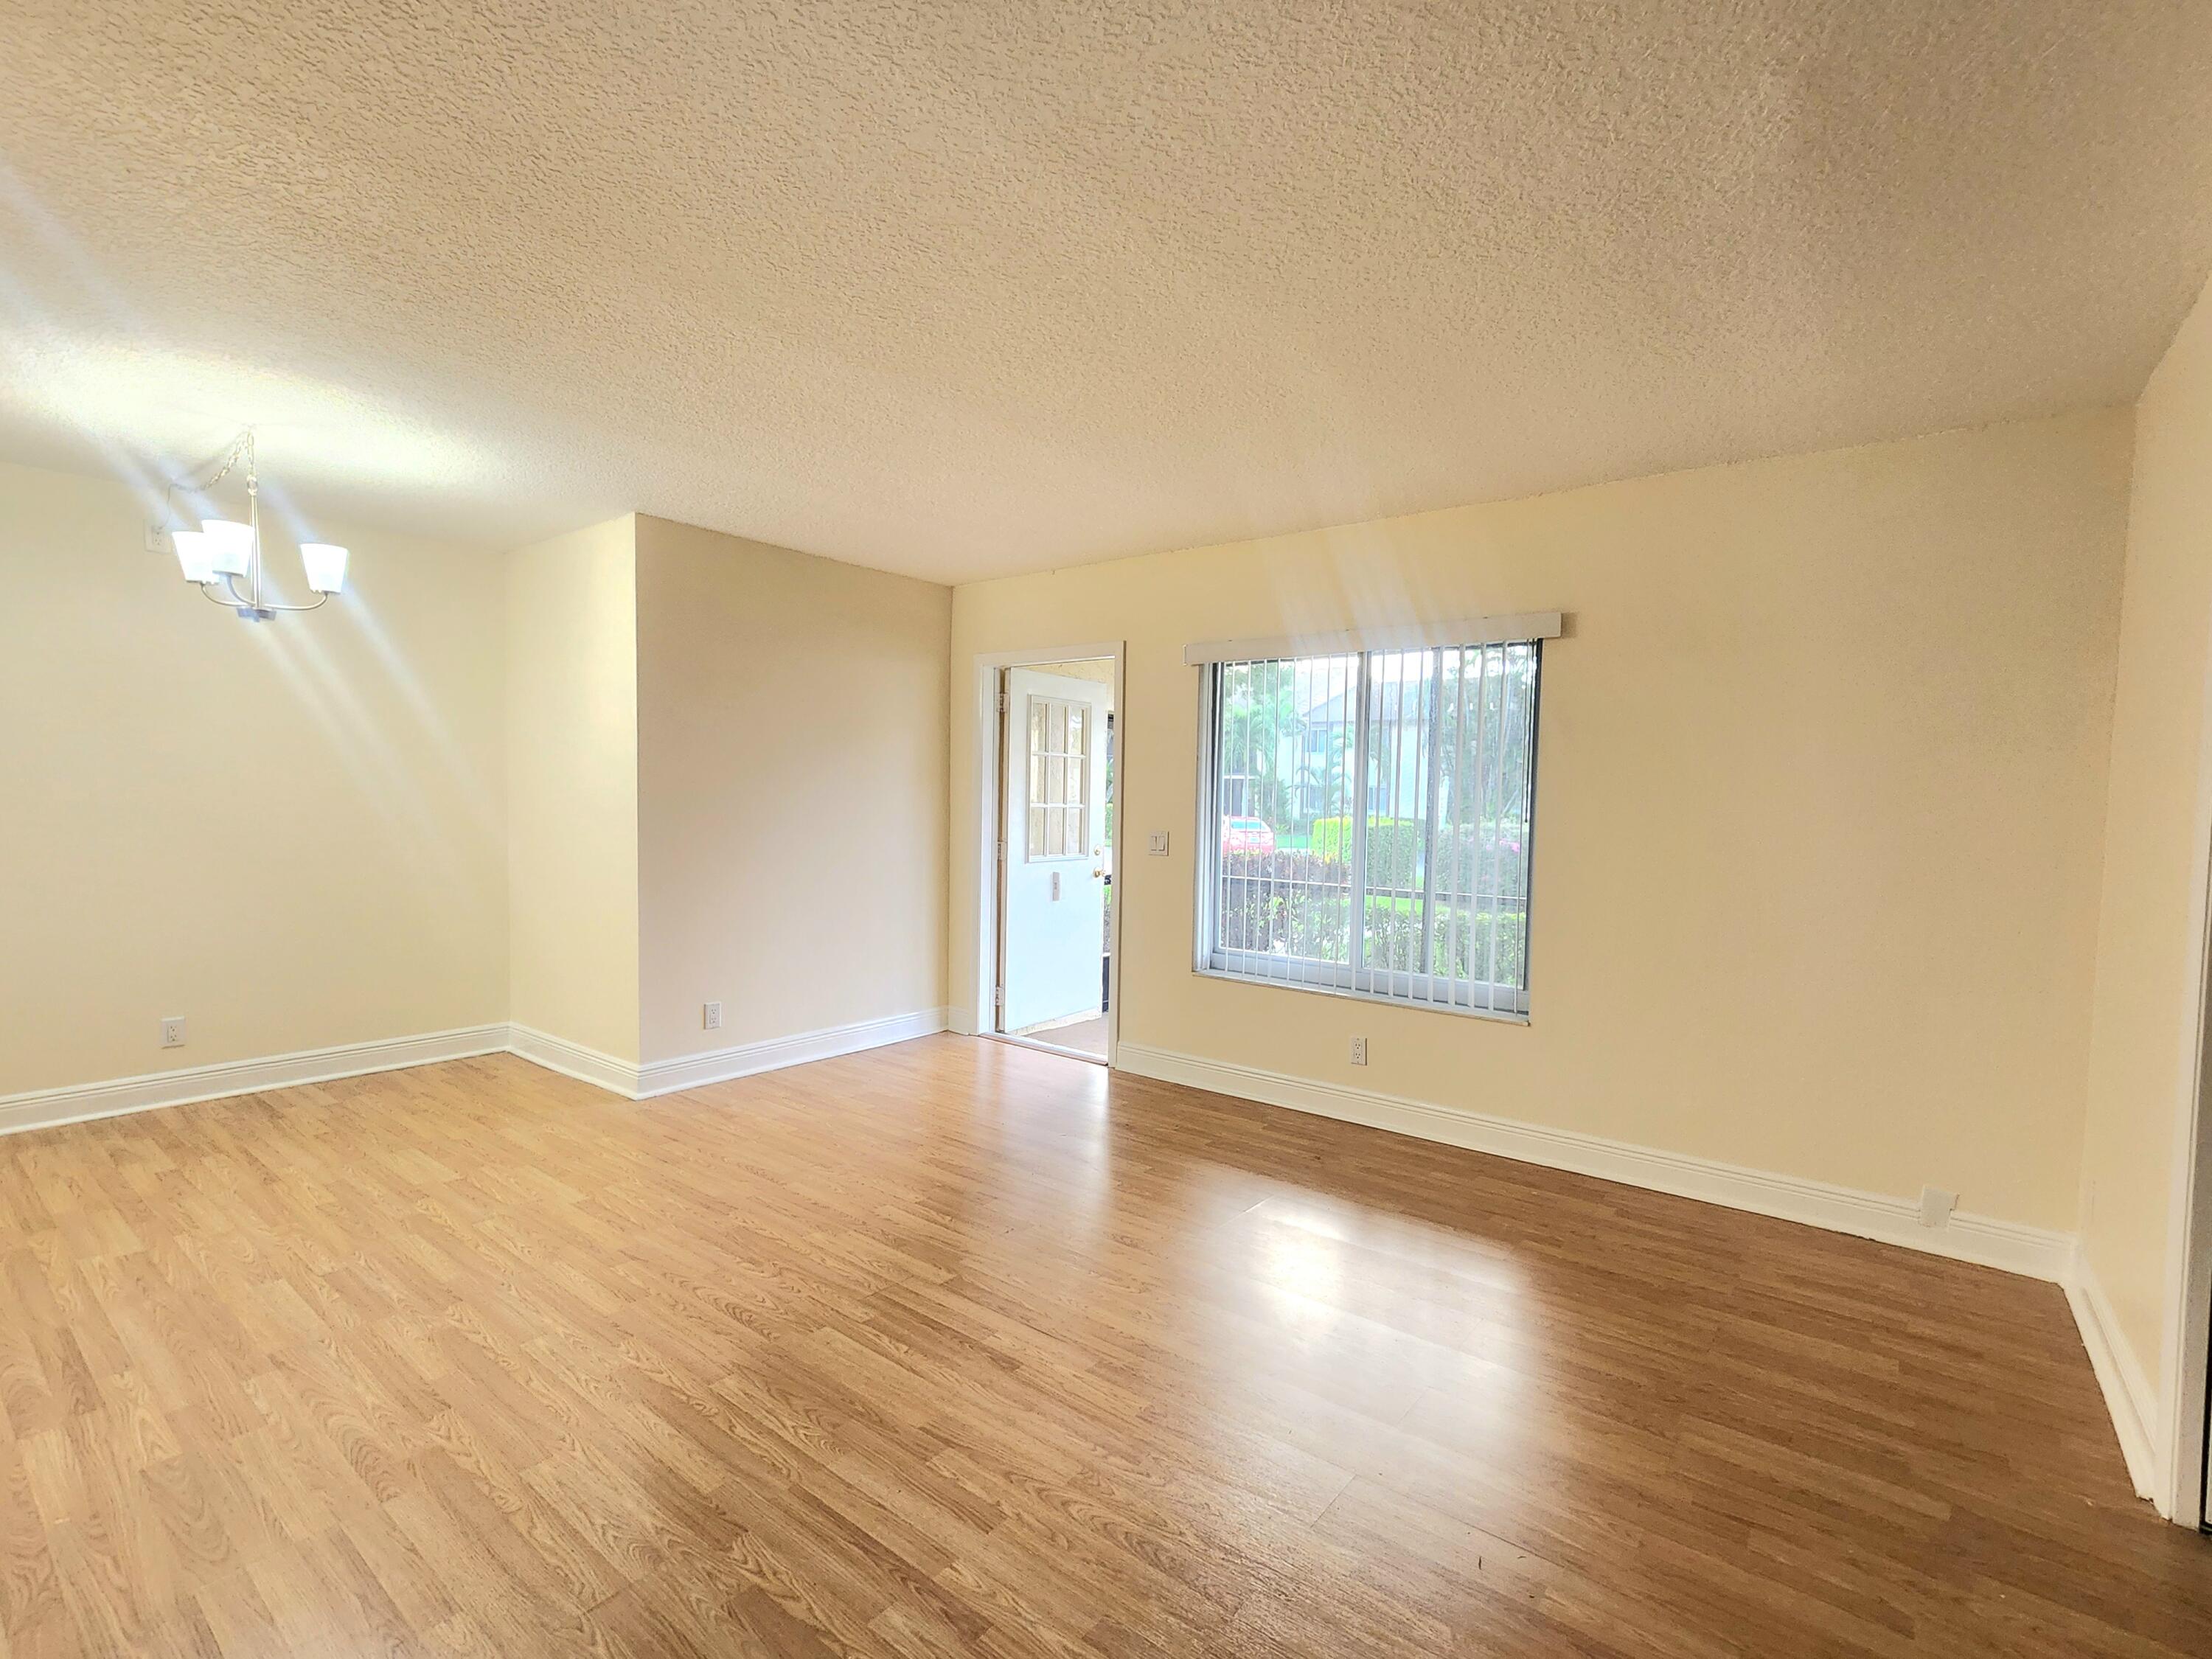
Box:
[202,578,324,614]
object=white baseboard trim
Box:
[0,1024,511,1140]
[636,1008,948,1098]
[3,1009,954,1134]
[507,1025,644,1099]
[2064,1252,2165,1507]
[1113,1043,2078,1283]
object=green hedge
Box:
[1361,902,1527,984]
[1310,817,1420,886]
[1307,815,1526,899]
[1216,849,1524,981]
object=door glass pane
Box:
[1022,692,1107,861]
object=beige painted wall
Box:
[0,459,507,1096]
[506,516,641,1062]
[636,516,950,1064]
[950,411,2133,1231]
[2078,274,2212,1385]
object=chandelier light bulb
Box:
[201,517,254,577]
[299,542,349,594]
[172,528,218,584]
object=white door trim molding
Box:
[964,641,1127,1069]
[1001,669,1114,1036]
[0,1024,512,1138]
[2157,624,2212,1528]
[1113,1042,2079,1280]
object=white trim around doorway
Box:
[2158,698,2212,1529]
[965,641,1127,1070]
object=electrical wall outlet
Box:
[703,1001,723,1031]
[1147,832,1170,855]
[1918,1185,1957,1228]
[1349,1035,1368,1066]
[160,1017,187,1049]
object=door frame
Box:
[967,641,1127,1068]
[2168,784,2212,1529]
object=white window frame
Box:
[1192,636,1545,1022]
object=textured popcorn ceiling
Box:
[6,2,2212,582]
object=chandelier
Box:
[167,429,348,619]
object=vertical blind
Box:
[1197,638,1543,1017]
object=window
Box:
[1194,639,1542,1018]
[1026,695,1090,859]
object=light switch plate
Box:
[1148,832,1170,855]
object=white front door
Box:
[1001,669,1112,1034]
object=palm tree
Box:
[1218,664,1306,826]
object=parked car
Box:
[1221,815,1276,855]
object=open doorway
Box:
[992,657,1116,1062]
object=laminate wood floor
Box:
[1,1036,2205,1656]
